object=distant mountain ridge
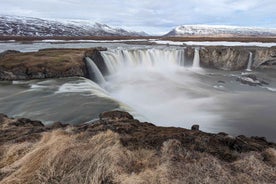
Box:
[165,25,276,37]
[0,15,148,37]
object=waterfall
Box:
[100,48,185,74]
[85,57,106,84]
[246,52,253,71]
[192,48,200,68]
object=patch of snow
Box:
[0,15,147,37]
[40,39,149,43]
[167,25,276,36]
[150,40,276,47]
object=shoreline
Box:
[1,111,275,183]
[1,110,275,156]
[1,35,276,43]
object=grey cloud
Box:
[0,0,275,34]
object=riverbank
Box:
[0,111,275,183]
[0,48,106,80]
[1,35,276,43]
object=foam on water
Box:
[100,48,222,129]
[55,79,109,97]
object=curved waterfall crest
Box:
[100,48,185,74]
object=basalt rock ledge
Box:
[0,47,106,80]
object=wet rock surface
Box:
[1,111,275,163]
[236,73,269,86]
[84,47,108,75]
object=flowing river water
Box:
[0,42,275,141]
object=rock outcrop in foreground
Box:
[0,111,275,184]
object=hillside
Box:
[165,25,276,37]
[0,15,147,37]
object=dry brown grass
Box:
[0,130,275,184]
[1,35,276,43]
[0,49,85,69]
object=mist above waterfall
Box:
[96,48,276,138]
[98,48,220,129]
[1,45,276,140]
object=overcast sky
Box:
[0,0,275,34]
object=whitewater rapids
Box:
[0,47,276,141]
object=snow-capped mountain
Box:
[165,25,276,37]
[0,15,148,37]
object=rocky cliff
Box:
[254,47,276,68]
[0,111,275,184]
[0,48,106,80]
[1,46,276,81]
[186,46,276,70]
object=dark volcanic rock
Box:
[84,47,108,75]
[79,111,275,162]
[50,122,69,129]
[0,113,8,123]
[1,111,275,163]
[99,110,134,121]
[236,73,269,86]
[12,118,44,127]
[191,124,199,130]
[0,115,46,144]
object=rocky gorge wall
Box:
[186,46,276,70]
[0,48,106,80]
[0,46,276,81]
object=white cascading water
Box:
[99,48,220,130]
[85,57,106,84]
[192,48,200,68]
[101,48,185,74]
[246,52,253,71]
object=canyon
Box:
[0,41,275,183]
[0,46,276,81]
